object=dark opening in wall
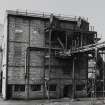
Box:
[31,84,41,91]
[47,84,57,91]
[62,59,73,75]
[14,85,25,91]
[76,84,85,91]
[63,66,71,74]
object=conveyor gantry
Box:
[55,41,105,57]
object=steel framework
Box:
[24,13,105,104]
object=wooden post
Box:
[43,50,46,98]
[25,48,30,100]
[48,29,51,100]
[47,13,54,100]
[65,32,68,50]
[81,33,83,47]
[26,20,31,100]
[102,50,105,101]
[92,48,97,103]
[72,56,76,100]
[47,27,52,100]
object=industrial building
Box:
[1,10,105,100]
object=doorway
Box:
[63,85,72,97]
[0,71,2,93]
[7,85,12,99]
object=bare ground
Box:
[0,98,104,105]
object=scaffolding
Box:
[22,12,105,104]
[43,14,105,103]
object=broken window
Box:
[48,84,57,91]
[14,85,25,92]
[31,84,41,91]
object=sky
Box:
[0,0,105,41]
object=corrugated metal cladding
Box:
[3,14,88,99]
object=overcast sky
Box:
[0,0,105,41]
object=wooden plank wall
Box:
[7,15,88,85]
[29,51,44,84]
[8,16,45,84]
[30,20,45,47]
